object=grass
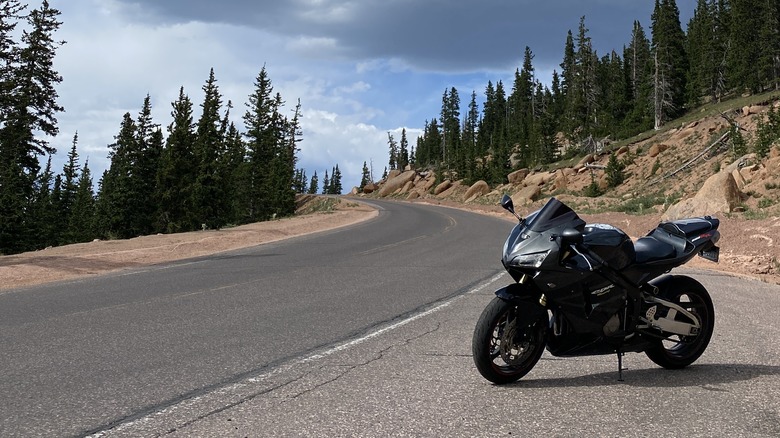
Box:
[296,197,340,215]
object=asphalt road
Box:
[3,200,780,437]
[0,199,509,437]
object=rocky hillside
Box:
[356,98,780,219]
[351,95,780,282]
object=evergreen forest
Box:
[402,0,780,189]
[0,1,323,254]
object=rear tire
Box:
[472,297,547,384]
[645,276,715,369]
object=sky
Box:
[44,0,696,193]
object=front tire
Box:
[472,297,547,384]
[645,276,715,369]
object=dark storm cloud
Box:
[120,0,688,72]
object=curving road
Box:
[0,200,510,437]
[2,200,780,437]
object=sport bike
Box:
[472,195,720,384]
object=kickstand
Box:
[617,350,626,381]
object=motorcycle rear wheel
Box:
[472,297,547,384]
[645,276,715,369]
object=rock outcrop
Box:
[464,180,490,201]
[378,170,416,197]
[663,169,742,220]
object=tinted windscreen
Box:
[525,197,582,232]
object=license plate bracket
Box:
[699,246,719,262]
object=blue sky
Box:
[46,0,695,192]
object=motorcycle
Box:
[472,195,720,384]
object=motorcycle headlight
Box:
[510,250,550,268]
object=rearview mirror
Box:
[560,228,583,245]
[500,194,522,222]
[500,194,515,214]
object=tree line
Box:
[0,0,312,254]
[408,0,780,186]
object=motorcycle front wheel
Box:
[645,275,715,369]
[472,297,547,384]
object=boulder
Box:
[433,180,452,195]
[732,168,746,190]
[648,144,670,158]
[438,181,463,198]
[387,169,402,180]
[401,180,415,194]
[406,191,420,200]
[422,176,437,192]
[662,170,742,220]
[507,168,530,185]
[524,171,555,187]
[378,170,416,197]
[512,185,541,206]
[362,182,378,194]
[464,180,490,200]
[349,187,359,195]
[552,169,568,192]
[742,105,764,116]
[617,146,629,155]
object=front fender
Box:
[494,283,547,319]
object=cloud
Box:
[45,0,695,194]
[110,0,683,73]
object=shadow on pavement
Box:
[509,363,780,388]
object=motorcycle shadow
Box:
[512,362,780,388]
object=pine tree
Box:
[360,161,370,189]
[726,0,763,93]
[268,95,299,217]
[624,20,654,133]
[605,152,626,187]
[95,113,137,238]
[68,159,95,243]
[686,0,717,106]
[293,169,307,194]
[30,155,58,247]
[59,132,80,243]
[308,171,319,195]
[0,0,64,253]
[651,0,688,129]
[193,68,226,229]
[322,170,329,195]
[157,87,197,233]
[332,164,342,194]
[243,66,280,221]
[131,94,162,235]
[387,132,398,170]
[399,128,409,170]
[461,90,479,182]
[489,81,510,184]
[756,0,780,91]
[440,87,461,174]
[221,116,248,224]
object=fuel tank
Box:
[582,223,635,270]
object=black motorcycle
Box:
[472,195,720,384]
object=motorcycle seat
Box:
[659,217,719,239]
[633,236,676,264]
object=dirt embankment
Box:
[0,198,376,291]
